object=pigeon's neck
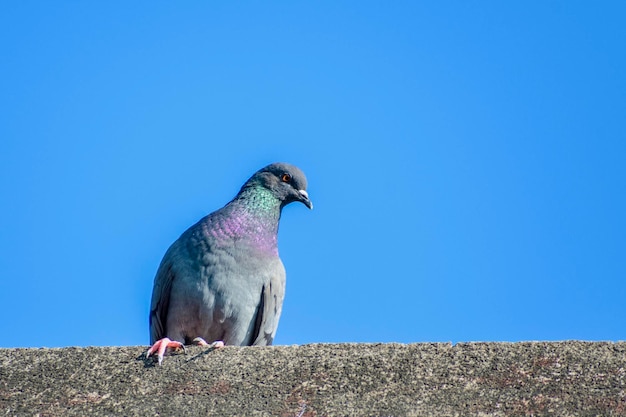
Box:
[215,186,282,253]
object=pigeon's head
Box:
[245,162,313,210]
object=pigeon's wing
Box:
[250,271,285,346]
[149,259,175,344]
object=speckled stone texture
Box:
[1,342,625,416]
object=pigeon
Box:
[146,162,312,364]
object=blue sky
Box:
[1,2,625,348]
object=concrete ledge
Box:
[1,342,625,416]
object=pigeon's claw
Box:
[146,338,185,365]
[192,337,225,349]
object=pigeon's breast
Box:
[203,209,280,257]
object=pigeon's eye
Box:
[281,173,291,183]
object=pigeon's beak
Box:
[298,190,313,209]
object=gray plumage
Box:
[149,163,312,348]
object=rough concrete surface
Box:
[1,342,625,416]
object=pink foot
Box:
[146,337,185,365]
[192,337,225,349]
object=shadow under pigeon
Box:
[136,350,160,368]
[184,344,225,363]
